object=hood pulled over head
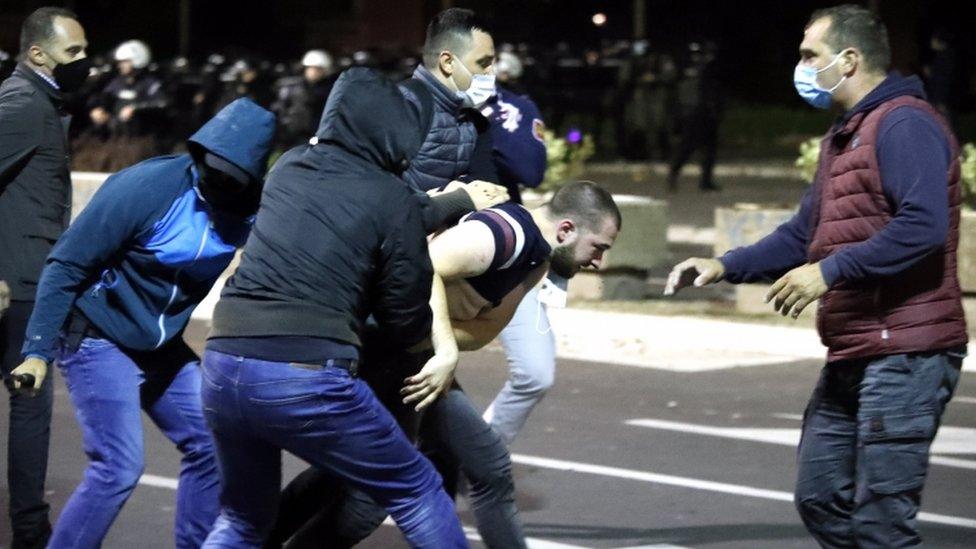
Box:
[314,67,428,174]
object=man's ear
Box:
[27,44,47,68]
[556,219,577,244]
[438,51,454,78]
[840,48,859,77]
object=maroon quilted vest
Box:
[807,95,968,361]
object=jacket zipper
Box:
[155,222,211,348]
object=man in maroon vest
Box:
[664,5,967,547]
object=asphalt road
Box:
[2,318,974,548]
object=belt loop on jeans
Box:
[289,359,358,377]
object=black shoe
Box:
[12,523,51,549]
[699,182,721,192]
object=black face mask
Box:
[196,164,262,218]
[52,57,93,93]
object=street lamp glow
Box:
[592,13,607,26]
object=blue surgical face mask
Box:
[793,51,847,109]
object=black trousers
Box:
[668,111,719,189]
[265,336,526,549]
[1,300,53,544]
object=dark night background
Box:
[3,0,974,154]
[1,0,971,105]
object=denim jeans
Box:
[266,331,524,549]
[199,349,467,549]
[273,382,526,549]
[49,336,220,549]
[794,348,964,548]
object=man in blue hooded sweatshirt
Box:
[9,97,276,548]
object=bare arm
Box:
[401,221,496,410]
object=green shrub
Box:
[962,143,976,209]
[540,129,595,193]
[797,139,976,208]
[796,136,820,183]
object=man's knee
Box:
[511,364,554,396]
[91,452,145,494]
[466,446,515,508]
[178,429,217,466]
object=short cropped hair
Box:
[807,4,890,73]
[422,8,489,68]
[20,7,78,56]
[547,181,622,233]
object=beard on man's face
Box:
[549,244,579,279]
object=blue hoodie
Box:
[720,74,952,286]
[23,98,275,362]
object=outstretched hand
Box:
[663,257,725,296]
[766,262,827,319]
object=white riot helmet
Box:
[114,40,151,69]
[301,49,333,72]
[495,51,523,80]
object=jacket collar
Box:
[14,62,64,108]
[412,64,465,114]
[833,72,925,137]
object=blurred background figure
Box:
[271,49,336,149]
[215,57,273,111]
[163,56,199,150]
[483,50,546,205]
[620,40,676,161]
[76,40,169,171]
[667,41,722,192]
[923,29,960,125]
[495,50,525,93]
[0,49,14,81]
[189,53,228,131]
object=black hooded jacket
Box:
[210,68,432,350]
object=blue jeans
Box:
[50,337,220,548]
[199,349,467,549]
[795,348,964,548]
[272,384,525,549]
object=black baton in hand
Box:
[4,373,37,391]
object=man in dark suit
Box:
[0,7,89,547]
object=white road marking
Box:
[625,418,976,470]
[771,413,804,421]
[510,454,976,530]
[953,396,976,404]
[513,453,794,502]
[137,481,596,548]
[617,546,691,549]
[138,474,178,490]
[462,526,593,549]
[137,450,976,547]
[380,519,594,548]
